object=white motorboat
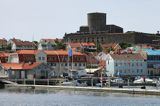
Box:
[133,77,154,84]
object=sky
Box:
[0,0,160,41]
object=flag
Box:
[68,44,72,57]
[68,48,72,57]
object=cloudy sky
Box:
[0,0,160,41]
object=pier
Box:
[5,84,160,96]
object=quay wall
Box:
[5,84,160,96]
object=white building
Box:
[106,53,147,77]
[38,39,57,50]
[45,50,87,77]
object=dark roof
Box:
[11,38,36,46]
[0,38,7,45]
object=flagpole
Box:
[68,52,70,78]
[71,52,73,79]
[67,38,73,79]
[68,43,70,78]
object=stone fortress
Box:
[63,12,160,44]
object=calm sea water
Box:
[0,89,160,106]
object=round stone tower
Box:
[87,12,107,32]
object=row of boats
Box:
[61,77,159,86]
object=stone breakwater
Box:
[5,84,160,96]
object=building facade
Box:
[141,49,160,76]
[38,39,56,50]
[0,62,52,79]
[45,50,87,77]
[106,54,147,77]
[8,50,87,77]
[0,38,7,50]
[64,32,159,45]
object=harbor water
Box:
[0,89,160,106]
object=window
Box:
[92,38,94,42]
[64,57,67,61]
[128,62,130,66]
[120,62,122,66]
[137,69,139,73]
[65,63,67,66]
[97,37,99,42]
[87,38,90,42]
[115,70,118,73]
[61,63,63,66]
[75,63,77,66]
[120,70,122,73]
[136,63,138,66]
[42,57,45,60]
[83,63,85,66]
[101,37,104,42]
[39,57,41,60]
[79,63,81,66]
[77,57,80,61]
[128,69,130,73]
[48,57,51,61]
[83,38,86,42]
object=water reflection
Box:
[0,88,160,106]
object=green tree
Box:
[119,42,132,49]
[33,41,38,49]
[96,41,102,52]
[6,43,12,50]
[55,42,66,50]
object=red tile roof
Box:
[16,50,85,56]
[45,50,85,56]
[17,50,39,55]
[81,42,95,46]
[1,62,42,70]
[0,52,9,57]
[68,43,81,48]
